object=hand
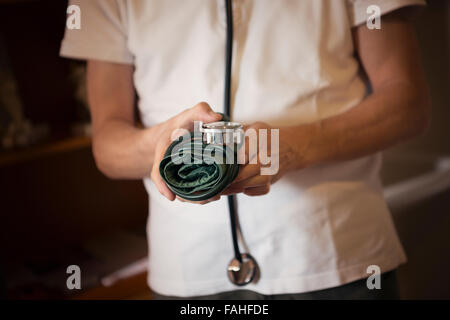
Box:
[150,102,223,201]
[222,122,309,197]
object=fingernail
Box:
[165,192,175,201]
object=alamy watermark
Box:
[366,265,382,289]
[66,3,382,31]
[66,4,81,30]
[66,4,382,31]
[169,122,280,176]
[367,5,381,30]
[66,264,81,290]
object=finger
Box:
[208,195,221,201]
[205,195,221,203]
[176,196,208,205]
[151,142,176,201]
[233,163,261,183]
[176,195,220,205]
[230,174,271,190]
[178,102,222,129]
[242,121,267,132]
[220,186,243,196]
[177,196,203,204]
[237,133,258,165]
[151,167,175,201]
[243,184,271,196]
[239,124,262,165]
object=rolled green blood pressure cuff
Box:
[158,115,240,202]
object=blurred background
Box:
[0,0,449,299]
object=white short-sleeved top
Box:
[61,0,425,297]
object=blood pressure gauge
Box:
[200,121,244,145]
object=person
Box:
[61,0,430,299]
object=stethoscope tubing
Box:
[223,0,243,264]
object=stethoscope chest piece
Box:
[200,121,243,145]
[227,253,257,286]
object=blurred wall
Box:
[381,0,450,299]
[393,0,450,155]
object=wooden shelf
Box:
[0,0,40,4]
[0,135,91,167]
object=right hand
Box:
[150,102,223,201]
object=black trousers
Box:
[152,270,399,300]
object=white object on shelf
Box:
[384,157,450,210]
[101,257,148,287]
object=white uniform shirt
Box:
[61,0,425,296]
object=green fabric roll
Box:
[159,132,240,201]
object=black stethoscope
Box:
[199,0,259,286]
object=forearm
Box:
[284,81,430,171]
[92,119,164,179]
[87,60,167,180]
[91,102,221,182]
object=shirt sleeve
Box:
[346,0,426,27]
[60,0,133,64]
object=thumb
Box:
[191,103,223,123]
[179,102,222,128]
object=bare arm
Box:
[225,11,431,196]
[293,10,431,168]
[87,60,221,182]
[87,61,162,179]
